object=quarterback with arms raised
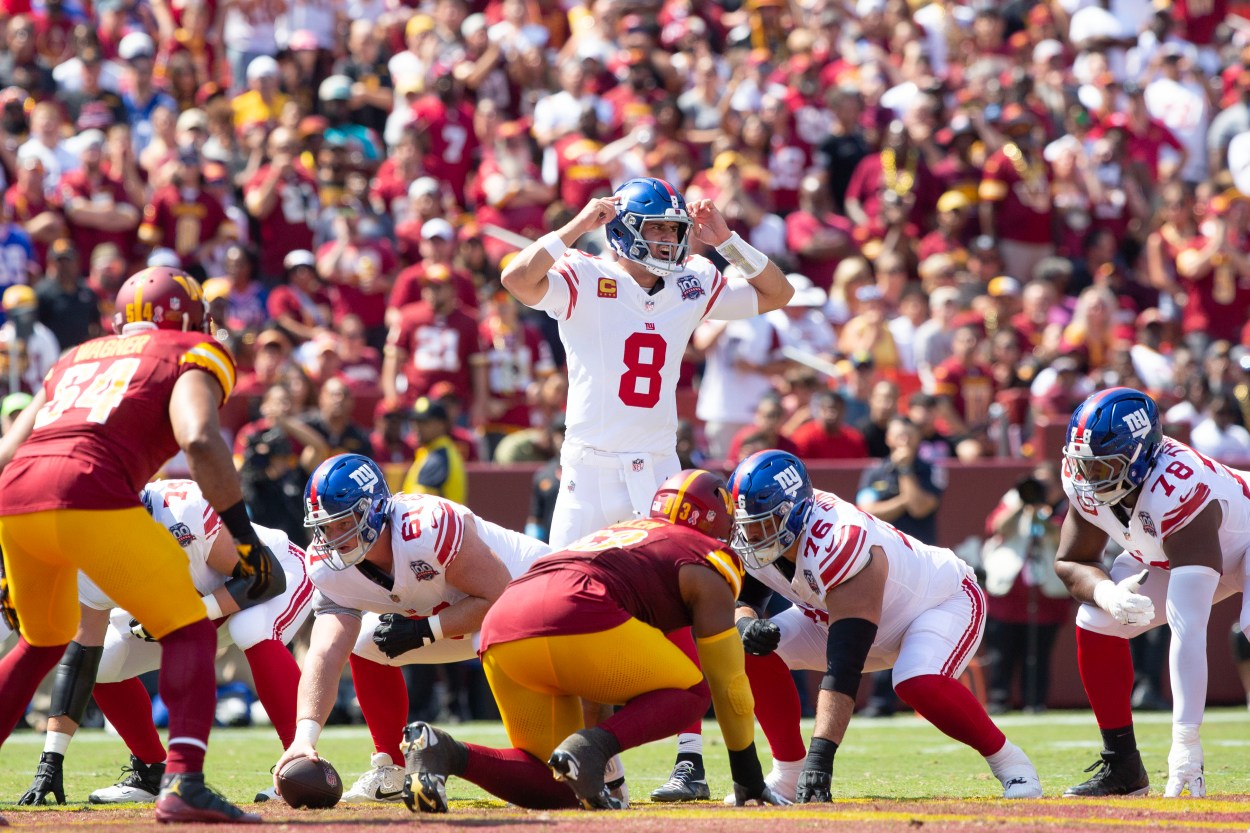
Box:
[501,177,792,799]
[1056,388,1250,798]
[729,450,1042,802]
[0,267,278,824]
[272,453,551,803]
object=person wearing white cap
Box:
[267,251,331,343]
[385,217,477,329]
[231,55,286,129]
[117,33,177,156]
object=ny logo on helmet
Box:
[1122,408,1152,439]
[774,466,802,497]
[349,464,379,493]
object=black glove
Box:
[129,617,157,642]
[373,614,437,658]
[233,540,276,601]
[731,781,790,806]
[794,769,832,803]
[18,752,65,805]
[736,617,781,656]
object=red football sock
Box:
[746,652,805,761]
[157,619,217,773]
[1076,627,1134,730]
[349,654,408,763]
[245,639,301,748]
[94,678,166,765]
[600,683,709,751]
[895,674,1005,757]
[462,743,579,809]
[667,627,704,736]
[0,639,64,748]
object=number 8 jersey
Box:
[1061,437,1250,573]
[0,330,236,513]
[533,249,759,453]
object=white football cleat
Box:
[253,786,279,803]
[88,756,164,804]
[340,752,406,803]
[724,759,803,805]
[988,742,1044,799]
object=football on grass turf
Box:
[277,756,343,808]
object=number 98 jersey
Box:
[1062,437,1250,573]
[0,330,236,514]
[532,249,758,454]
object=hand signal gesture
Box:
[572,196,620,236]
[687,199,731,247]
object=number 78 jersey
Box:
[1062,437,1250,573]
[533,249,760,453]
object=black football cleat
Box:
[650,760,710,802]
[154,772,260,824]
[1064,751,1149,797]
[548,728,625,810]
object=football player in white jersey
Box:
[1056,388,1250,798]
[17,479,310,806]
[501,177,792,798]
[727,450,1042,802]
[271,454,553,804]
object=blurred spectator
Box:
[306,375,370,460]
[34,239,99,349]
[475,288,555,459]
[725,393,798,466]
[402,396,466,504]
[694,313,784,462]
[4,155,64,270]
[789,389,868,460]
[932,324,996,440]
[1190,393,1250,466]
[244,126,319,280]
[57,129,140,274]
[858,380,901,459]
[267,249,332,343]
[1,284,57,391]
[370,399,416,467]
[979,108,1054,281]
[138,145,235,273]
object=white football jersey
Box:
[747,489,973,641]
[533,249,759,453]
[79,479,297,610]
[309,492,551,618]
[1062,437,1250,574]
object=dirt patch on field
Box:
[6,796,1249,833]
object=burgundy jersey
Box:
[387,304,483,406]
[479,520,743,650]
[244,164,319,277]
[0,330,236,513]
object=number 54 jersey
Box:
[308,492,552,618]
[1062,437,1250,574]
[0,330,236,515]
[532,250,759,454]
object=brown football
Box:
[277,756,343,809]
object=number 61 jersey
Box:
[0,330,236,515]
[1062,437,1250,573]
[532,249,759,454]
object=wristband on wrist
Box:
[538,232,567,262]
[715,231,770,279]
[201,594,224,621]
[805,736,839,775]
[294,719,321,746]
[219,500,260,546]
[428,614,444,641]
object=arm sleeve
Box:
[1166,564,1221,725]
[705,277,761,322]
[695,627,756,751]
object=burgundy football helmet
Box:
[113,266,210,334]
[650,468,735,544]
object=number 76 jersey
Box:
[1062,437,1250,574]
[532,249,760,453]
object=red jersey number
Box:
[35,358,141,429]
[618,332,667,408]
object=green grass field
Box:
[3,707,1250,806]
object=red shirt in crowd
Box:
[788,421,868,460]
[57,171,138,267]
[979,146,1053,245]
[552,133,613,208]
[932,357,997,426]
[244,164,319,277]
[410,95,479,207]
[390,262,478,313]
[387,302,484,407]
[139,186,231,267]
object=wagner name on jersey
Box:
[1062,436,1250,574]
[532,249,759,454]
[307,492,551,619]
[747,489,974,645]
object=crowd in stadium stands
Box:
[3,0,1250,539]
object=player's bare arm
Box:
[501,195,619,306]
[435,519,512,638]
[686,198,794,314]
[1053,507,1115,603]
[275,611,361,786]
[0,388,46,473]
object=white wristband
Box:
[294,719,321,746]
[1092,580,1115,613]
[201,594,224,621]
[538,232,567,262]
[715,231,770,279]
[428,614,444,641]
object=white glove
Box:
[1093,570,1155,626]
[1164,724,1205,798]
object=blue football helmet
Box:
[1064,387,1162,506]
[605,177,691,276]
[304,453,391,570]
[728,450,814,570]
